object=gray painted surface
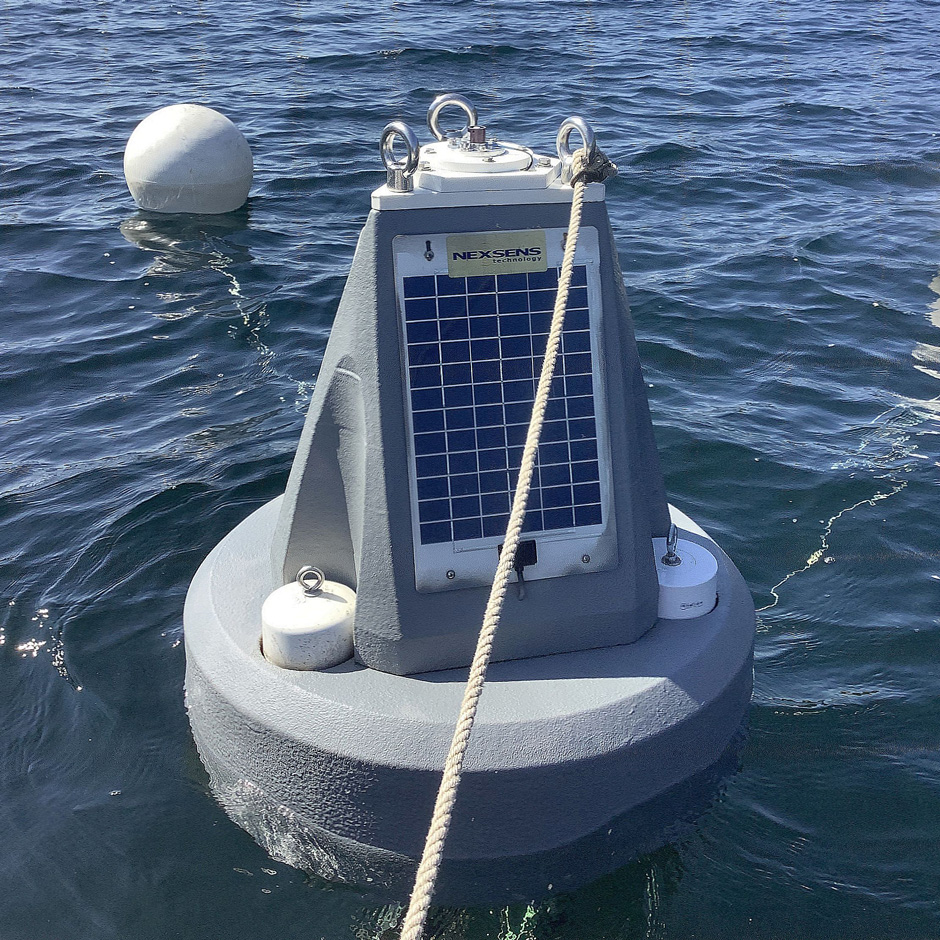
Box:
[184,496,754,903]
[271,200,671,676]
[183,180,756,902]
[196,708,747,906]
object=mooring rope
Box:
[398,147,602,940]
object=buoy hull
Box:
[184,497,754,904]
[189,699,747,904]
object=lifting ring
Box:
[296,565,325,597]
[380,121,420,176]
[427,93,478,141]
[556,116,597,168]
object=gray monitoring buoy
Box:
[183,94,755,905]
[124,103,252,214]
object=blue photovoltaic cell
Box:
[403,265,603,545]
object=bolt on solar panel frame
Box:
[394,226,618,593]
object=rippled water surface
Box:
[3,2,940,938]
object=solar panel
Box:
[394,227,617,592]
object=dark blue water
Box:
[3,1,939,937]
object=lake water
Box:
[2,2,939,938]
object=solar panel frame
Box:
[393,227,618,593]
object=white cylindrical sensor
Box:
[653,536,719,620]
[261,577,355,670]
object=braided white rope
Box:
[399,149,591,940]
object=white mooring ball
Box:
[124,104,253,214]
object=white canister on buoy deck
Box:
[653,533,719,620]
[261,567,355,670]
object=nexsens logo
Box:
[446,230,548,276]
[451,247,543,261]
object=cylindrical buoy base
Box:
[184,499,755,906]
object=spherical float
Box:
[124,104,252,214]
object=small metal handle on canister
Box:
[380,121,420,192]
[556,116,597,182]
[662,524,682,567]
[296,565,325,597]
[427,93,479,142]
